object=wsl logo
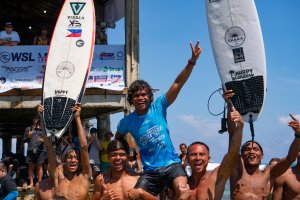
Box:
[70,2,86,15]
[0,52,35,62]
[0,52,10,63]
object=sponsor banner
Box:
[0,45,125,93]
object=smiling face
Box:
[241,142,263,166]
[4,25,13,34]
[65,150,79,173]
[108,149,127,172]
[188,144,210,174]
[132,89,151,115]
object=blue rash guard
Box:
[117,94,180,171]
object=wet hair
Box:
[180,143,187,148]
[107,138,130,155]
[127,80,154,105]
[240,140,264,155]
[187,141,210,155]
[64,148,80,161]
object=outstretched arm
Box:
[166,41,202,106]
[37,105,56,177]
[72,103,91,177]
[214,107,243,193]
[270,113,300,180]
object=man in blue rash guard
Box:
[115,41,202,199]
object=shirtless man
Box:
[225,90,300,199]
[272,125,300,200]
[92,139,156,200]
[39,103,91,200]
[187,105,244,199]
[34,159,54,200]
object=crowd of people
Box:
[1,37,300,200]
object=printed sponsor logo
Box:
[70,2,86,15]
[68,16,84,20]
[139,125,163,145]
[0,52,10,63]
[69,20,82,28]
[0,52,35,62]
[94,75,108,82]
[99,52,115,60]
[66,29,82,37]
[1,66,32,73]
[229,69,254,81]
[116,51,124,60]
[55,90,69,96]
[0,77,6,84]
[38,53,48,63]
[76,39,84,47]
[232,47,245,63]
[225,26,246,47]
[56,61,75,79]
[102,66,123,72]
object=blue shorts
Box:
[134,162,187,196]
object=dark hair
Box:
[64,148,80,160]
[0,162,7,172]
[180,143,187,148]
[269,157,280,165]
[240,140,264,155]
[107,138,130,155]
[187,141,210,155]
[127,80,154,105]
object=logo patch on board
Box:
[229,69,254,81]
[225,26,246,47]
[69,20,82,28]
[76,39,84,47]
[56,61,75,79]
[70,2,86,15]
[233,47,245,63]
[66,29,82,37]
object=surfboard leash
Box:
[207,88,228,134]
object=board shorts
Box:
[26,150,47,164]
[134,162,187,196]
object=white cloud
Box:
[278,113,300,125]
[177,115,220,137]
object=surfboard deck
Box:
[42,0,95,137]
[206,0,266,122]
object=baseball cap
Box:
[5,22,13,27]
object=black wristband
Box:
[295,133,300,138]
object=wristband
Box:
[188,59,196,66]
[295,133,300,139]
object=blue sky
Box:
[108,0,300,164]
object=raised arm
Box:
[165,41,202,106]
[214,107,243,193]
[270,113,300,180]
[72,103,91,177]
[37,105,56,177]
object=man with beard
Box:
[187,105,244,199]
[38,103,91,200]
[273,144,300,199]
[92,139,156,200]
[225,90,300,199]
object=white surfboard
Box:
[42,0,95,137]
[206,0,266,123]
